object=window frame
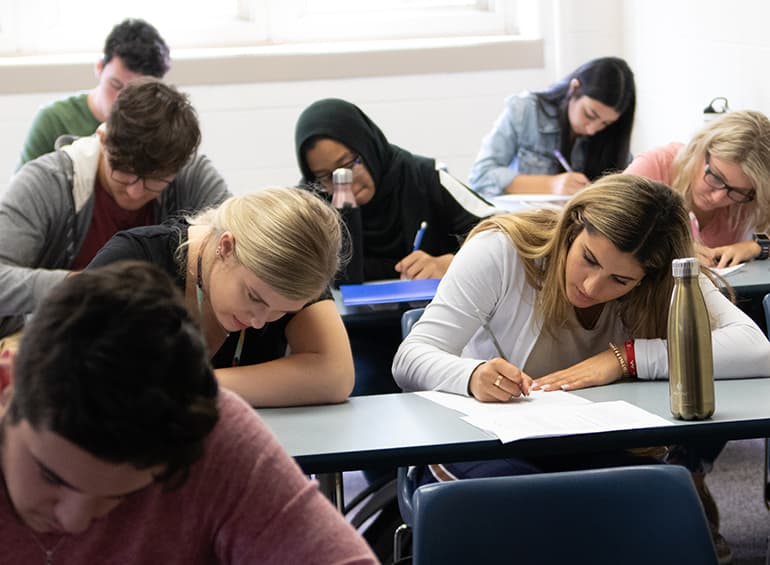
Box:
[0,0,520,55]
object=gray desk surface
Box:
[259,378,770,474]
[721,260,770,295]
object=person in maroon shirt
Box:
[0,262,377,564]
[0,78,230,338]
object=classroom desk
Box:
[723,260,770,295]
[260,377,770,475]
[720,260,770,332]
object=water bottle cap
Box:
[332,168,353,184]
[672,257,700,277]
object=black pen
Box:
[474,307,507,362]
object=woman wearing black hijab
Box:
[295,98,497,282]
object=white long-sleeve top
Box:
[392,230,770,395]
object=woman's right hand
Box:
[551,172,590,195]
[469,358,532,402]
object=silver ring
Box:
[494,375,503,388]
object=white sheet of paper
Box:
[463,400,671,443]
[416,389,591,421]
[712,263,745,277]
[491,194,572,213]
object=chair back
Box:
[54,134,79,150]
[412,465,718,565]
[401,307,425,340]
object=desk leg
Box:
[316,472,345,512]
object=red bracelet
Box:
[624,339,637,377]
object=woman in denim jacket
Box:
[469,57,636,198]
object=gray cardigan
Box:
[0,138,230,336]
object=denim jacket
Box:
[468,91,589,199]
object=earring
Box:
[216,247,221,257]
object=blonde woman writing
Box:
[626,110,770,268]
[89,187,354,407]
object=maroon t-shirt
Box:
[71,179,155,269]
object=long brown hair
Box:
[469,174,693,337]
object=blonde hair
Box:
[187,187,342,300]
[671,110,770,231]
[468,174,694,338]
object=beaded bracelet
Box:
[624,339,637,377]
[608,342,630,377]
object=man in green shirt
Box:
[16,18,170,170]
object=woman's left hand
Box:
[532,350,623,391]
[709,240,761,268]
[395,251,453,279]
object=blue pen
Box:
[552,149,573,172]
[412,221,428,251]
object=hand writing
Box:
[551,172,589,195]
[395,251,453,280]
[469,358,532,402]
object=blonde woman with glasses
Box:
[626,109,770,268]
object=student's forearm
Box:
[215,352,355,407]
[504,174,556,194]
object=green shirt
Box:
[17,92,100,170]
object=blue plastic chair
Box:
[393,308,424,560]
[411,465,718,565]
[346,308,425,539]
[400,307,425,343]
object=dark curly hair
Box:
[103,18,170,78]
[9,261,219,487]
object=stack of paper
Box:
[416,389,671,443]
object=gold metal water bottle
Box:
[667,258,714,420]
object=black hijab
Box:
[295,98,443,278]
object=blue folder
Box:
[340,279,440,306]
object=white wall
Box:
[5,1,767,198]
[622,0,770,153]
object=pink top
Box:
[0,390,378,565]
[625,142,749,247]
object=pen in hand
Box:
[474,308,531,398]
[688,211,701,243]
[474,307,508,362]
[412,221,428,251]
[553,149,573,173]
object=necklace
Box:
[194,243,245,367]
[27,531,66,565]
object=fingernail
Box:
[561,384,570,390]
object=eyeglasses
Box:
[110,170,173,194]
[313,154,363,189]
[703,153,755,204]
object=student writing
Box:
[625,109,770,268]
[468,57,636,198]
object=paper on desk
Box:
[415,390,669,444]
[464,400,671,444]
[491,194,572,213]
[416,389,591,420]
[712,263,745,277]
